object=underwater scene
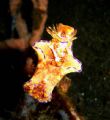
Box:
[0,0,109,120]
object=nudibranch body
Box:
[24,23,82,102]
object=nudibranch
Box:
[24,23,82,102]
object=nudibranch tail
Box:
[24,80,51,102]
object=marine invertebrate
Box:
[24,23,82,102]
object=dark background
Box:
[0,0,110,120]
